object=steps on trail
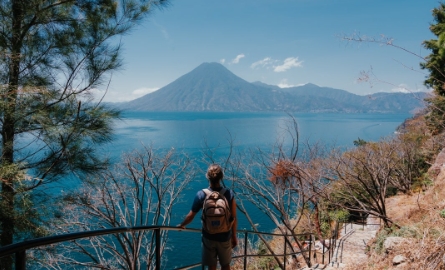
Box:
[299,218,381,270]
[328,221,381,269]
[300,262,346,269]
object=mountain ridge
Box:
[118,62,427,113]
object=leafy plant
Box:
[329,209,350,222]
[373,228,391,254]
[391,226,420,239]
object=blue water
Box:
[110,111,408,155]
[93,111,410,268]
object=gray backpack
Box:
[201,188,233,234]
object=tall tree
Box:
[421,3,445,134]
[0,0,167,268]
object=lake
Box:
[101,111,410,269]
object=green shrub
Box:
[373,228,390,254]
[329,209,349,222]
[386,186,398,197]
[391,226,420,239]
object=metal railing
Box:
[342,217,383,235]
[327,219,382,266]
[0,225,344,270]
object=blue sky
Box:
[98,0,440,102]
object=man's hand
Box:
[231,236,238,248]
[177,210,197,230]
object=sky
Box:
[97,0,440,102]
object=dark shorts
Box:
[202,236,232,266]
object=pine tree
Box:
[421,3,445,134]
[0,1,167,268]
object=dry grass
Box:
[348,151,445,270]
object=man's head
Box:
[206,164,224,184]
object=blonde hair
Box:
[206,164,223,184]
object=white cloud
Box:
[277,79,304,88]
[250,56,303,72]
[391,84,410,93]
[231,54,245,64]
[220,59,226,64]
[273,57,303,72]
[390,84,433,93]
[251,57,273,69]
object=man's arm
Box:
[177,210,197,229]
[231,198,238,248]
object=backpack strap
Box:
[202,188,211,197]
[202,188,227,197]
[202,189,211,213]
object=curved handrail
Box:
[0,226,314,258]
[0,226,198,258]
[0,225,331,269]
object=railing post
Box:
[15,251,26,270]
[328,237,331,264]
[243,232,248,270]
[155,228,161,270]
[307,236,312,268]
[283,235,286,270]
[322,240,325,265]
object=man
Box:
[177,164,238,270]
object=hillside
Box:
[338,115,445,270]
[343,148,445,270]
[118,62,427,113]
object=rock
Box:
[314,241,326,250]
[428,148,445,178]
[384,237,407,253]
[393,254,407,265]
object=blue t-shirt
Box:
[191,186,234,242]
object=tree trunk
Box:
[0,1,22,269]
[312,202,324,244]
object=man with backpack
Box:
[177,164,238,270]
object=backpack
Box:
[201,188,233,234]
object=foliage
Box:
[424,95,445,135]
[421,3,445,95]
[421,3,445,134]
[328,209,349,223]
[316,198,349,238]
[372,225,421,256]
[373,228,391,254]
[0,164,48,239]
[390,226,421,239]
[0,1,168,268]
[353,137,367,147]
